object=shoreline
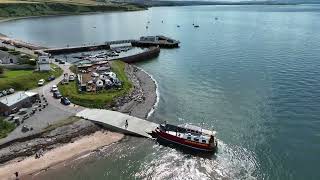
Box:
[0,9,159,177]
[0,6,147,25]
[112,63,158,119]
[136,66,160,119]
[0,62,159,179]
[0,131,124,180]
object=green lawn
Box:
[0,116,15,139]
[58,60,132,108]
[0,64,62,90]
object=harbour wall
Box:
[113,46,160,63]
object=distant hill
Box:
[121,0,302,7]
[274,0,320,3]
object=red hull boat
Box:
[153,123,218,153]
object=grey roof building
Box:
[0,91,39,116]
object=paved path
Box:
[76,109,158,138]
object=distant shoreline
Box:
[0,11,133,24]
[129,0,301,7]
[0,1,302,24]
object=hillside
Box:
[0,0,145,18]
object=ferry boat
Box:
[153,123,218,153]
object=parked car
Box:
[38,79,45,86]
[48,75,55,81]
[59,60,65,64]
[22,125,33,132]
[60,97,71,105]
[8,88,15,94]
[2,90,7,96]
[69,74,75,81]
[51,85,58,92]
[53,91,62,99]
[60,78,69,85]
[54,58,60,62]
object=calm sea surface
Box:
[1,5,320,180]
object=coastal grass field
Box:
[58,60,132,108]
[0,0,144,18]
[0,116,15,139]
[0,64,62,90]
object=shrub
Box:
[0,118,15,139]
[0,66,4,74]
[0,46,9,51]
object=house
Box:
[37,55,51,71]
[0,91,39,116]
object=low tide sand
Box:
[0,131,124,180]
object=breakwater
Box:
[113,46,160,63]
[39,36,179,55]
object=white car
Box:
[8,88,15,94]
[38,79,45,86]
[69,74,75,81]
[51,85,58,92]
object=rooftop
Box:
[0,91,38,107]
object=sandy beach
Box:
[0,131,124,179]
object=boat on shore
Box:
[152,123,218,153]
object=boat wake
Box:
[135,140,259,180]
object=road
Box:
[0,61,82,145]
[32,61,85,114]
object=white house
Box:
[37,55,51,71]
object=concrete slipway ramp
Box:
[76,109,158,138]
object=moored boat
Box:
[153,123,218,153]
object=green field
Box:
[0,116,15,139]
[0,64,62,90]
[58,61,132,108]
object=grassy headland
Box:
[0,63,62,90]
[58,60,132,108]
[0,0,145,19]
